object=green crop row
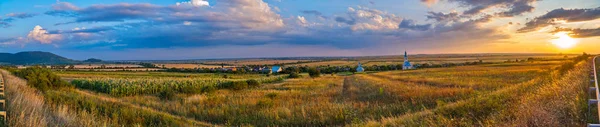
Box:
[71,76,286,97]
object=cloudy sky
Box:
[0,0,599,60]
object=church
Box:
[402,51,414,70]
[356,62,364,72]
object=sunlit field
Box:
[2,0,598,126]
[1,54,593,126]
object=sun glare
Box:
[551,32,577,49]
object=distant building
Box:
[356,62,364,72]
[262,67,272,74]
[272,66,282,73]
[403,50,415,70]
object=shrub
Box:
[246,79,261,87]
[231,81,248,90]
[202,85,217,93]
[308,68,321,78]
[158,89,175,100]
[12,66,70,92]
[288,72,301,78]
[265,93,278,99]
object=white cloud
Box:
[216,0,284,30]
[183,21,192,25]
[297,16,308,26]
[176,0,209,7]
[27,25,62,44]
[346,7,403,31]
[52,1,79,10]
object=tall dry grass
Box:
[357,58,589,126]
[2,70,62,127]
[1,70,112,127]
[505,59,590,126]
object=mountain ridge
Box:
[0,51,78,65]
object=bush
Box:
[158,89,176,100]
[265,93,278,99]
[231,81,248,90]
[12,66,70,92]
[288,72,301,78]
[308,68,321,78]
[246,79,261,87]
[202,85,217,93]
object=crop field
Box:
[73,64,143,69]
[288,60,356,67]
[56,71,268,79]
[1,54,593,126]
[202,59,313,66]
[156,64,236,69]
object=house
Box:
[403,50,415,70]
[262,67,272,74]
[356,62,364,72]
[271,66,282,73]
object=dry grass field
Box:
[203,59,312,66]
[288,60,355,67]
[2,54,593,126]
[73,64,143,69]
[155,64,235,69]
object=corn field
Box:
[71,76,286,96]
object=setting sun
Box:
[551,32,578,49]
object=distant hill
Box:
[83,58,103,63]
[0,51,78,65]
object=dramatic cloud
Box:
[301,10,327,19]
[27,25,62,44]
[518,7,600,32]
[216,0,284,30]
[0,18,11,28]
[32,1,510,51]
[336,7,402,31]
[453,0,537,16]
[422,0,537,17]
[426,11,460,22]
[46,0,283,30]
[552,27,600,38]
[0,37,25,46]
[48,26,114,34]
[399,19,431,31]
[0,12,37,28]
[5,13,37,19]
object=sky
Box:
[0,0,599,60]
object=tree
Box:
[246,79,261,87]
[288,72,301,78]
[231,81,249,90]
[308,67,321,78]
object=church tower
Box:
[402,50,414,70]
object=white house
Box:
[403,51,415,70]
